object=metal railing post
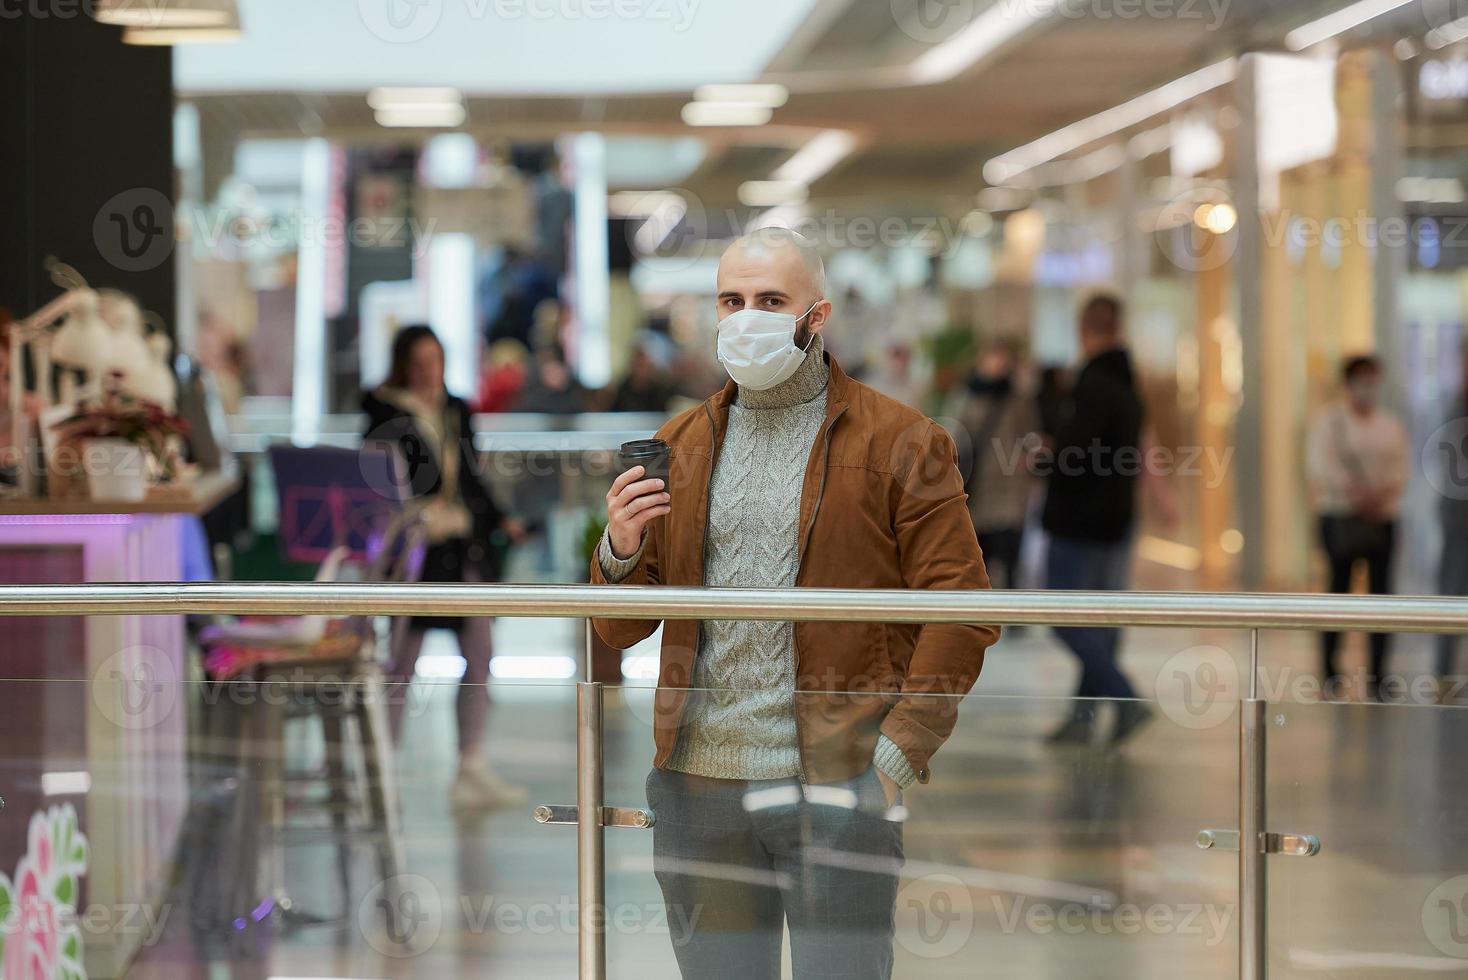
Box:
[1240,628,1267,980]
[577,676,606,980]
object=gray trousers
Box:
[646,766,904,980]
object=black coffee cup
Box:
[618,438,671,493]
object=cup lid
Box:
[619,438,668,455]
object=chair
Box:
[195,444,426,943]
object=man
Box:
[590,228,997,979]
[1041,294,1150,744]
[1305,354,1408,701]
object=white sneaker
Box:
[450,758,529,812]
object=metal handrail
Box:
[0,582,1465,631]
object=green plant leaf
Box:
[64,933,80,960]
[56,873,75,905]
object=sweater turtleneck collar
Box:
[735,331,830,410]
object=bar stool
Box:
[198,511,424,942]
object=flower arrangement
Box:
[50,378,190,483]
[0,803,90,980]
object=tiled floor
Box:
[114,619,1468,979]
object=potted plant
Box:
[50,379,190,501]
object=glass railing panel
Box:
[0,674,577,978]
[602,628,1243,980]
[1267,696,1468,977]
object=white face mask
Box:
[715,302,820,390]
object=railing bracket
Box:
[533,804,655,829]
[1197,829,1320,857]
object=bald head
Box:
[723,228,826,296]
[716,227,831,343]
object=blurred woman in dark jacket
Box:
[363,324,526,811]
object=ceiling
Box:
[181,0,1421,218]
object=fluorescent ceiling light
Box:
[738,180,809,207]
[772,130,856,186]
[627,194,690,254]
[122,7,240,43]
[1284,0,1416,50]
[1427,16,1468,49]
[680,102,773,126]
[368,87,463,110]
[693,83,789,107]
[1027,144,1127,186]
[608,190,685,217]
[1127,123,1173,160]
[983,59,1237,185]
[122,24,241,43]
[908,0,1060,85]
[94,0,234,26]
[374,104,467,128]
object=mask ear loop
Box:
[795,300,823,352]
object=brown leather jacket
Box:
[591,350,999,784]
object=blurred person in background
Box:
[512,342,589,415]
[591,227,997,980]
[608,331,677,413]
[1306,355,1408,702]
[363,324,528,811]
[483,247,559,350]
[945,339,1041,590]
[1042,294,1150,745]
[472,338,529,414]
[1035,364,1071,441]
[867,339,926,410]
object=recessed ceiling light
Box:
[121,7,241,44]
[94,0,234,27]
[692,84,788,108]
[738,180,809,208]
[680,102,772,127]
[368,87,463,110]
[374,104,467,128]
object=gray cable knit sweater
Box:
[599,333,916,788]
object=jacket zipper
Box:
[670,403,722,765]
[790,404,847,784]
